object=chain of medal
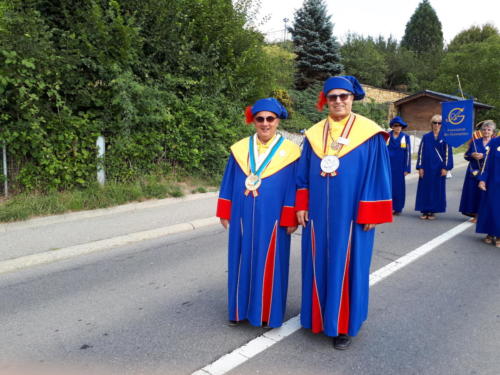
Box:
[320,115,355,177]
[320,136,341,177]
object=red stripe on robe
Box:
[356,200,393,224]
[311,222,323,333]
[338,230,352,334]
[262,222,278,323]
[216,198,232,220]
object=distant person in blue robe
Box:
[295,76,392,350]
[216,98,301,328]
[415,114,453,220]
[387,116,411,215]
[459,120,496,222]
[477,123,500,248]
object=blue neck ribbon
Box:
[248,134,284,178]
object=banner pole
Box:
[456,75,465,99]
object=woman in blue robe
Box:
[216,98,301,328]
[477,125,500,248]
[459,121,495,221]
[415,115,453,220]
[387,116,411,214]
[295,76,392,350]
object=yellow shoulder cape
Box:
[305,113,389,159]
[230,135,301,178]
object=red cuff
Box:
[295,188,309,211]
[356,200,393,224]
[216,198,232,220]
[280,206,298,227]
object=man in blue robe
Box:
[477,127,500,248]
[217,98,301,328]
[295,76,392,350]
[415,115,454,220]
[387,116,411,215]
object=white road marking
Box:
[0,217,220,275]
[192,220,474,375]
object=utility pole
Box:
[283,18,289,42]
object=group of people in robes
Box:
[387,115,498,248]
[216,74,499,352]
[217,76,392,350]
[460,120,499,247]
[379,113,455,221]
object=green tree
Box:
[288,0,343,90]
[447,23,498,52]
[341,34,388,88]
[401,0,443,55]
[432,32,500,121]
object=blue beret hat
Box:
[322,76,365,101]
[390,116,408,128]
[246,98,288,123]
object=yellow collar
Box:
[230,136,301,178]
[305,113,388,159]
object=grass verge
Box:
[0,174,218,223]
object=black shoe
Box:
[262,322,272,330]
[228,320,239,327]
[333,334,351,350]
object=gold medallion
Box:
[245,174,261,191]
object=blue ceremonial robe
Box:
[476,137,500,237]
[459,138,489,216]
[387,131,411,213]
[415,132,453,213]
[296,114,392,337]
[216,136,300,328]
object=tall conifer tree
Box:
[401,0,443,55]
[288,0,343,90]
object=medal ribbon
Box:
[320,114,356,177]
[246,134,285,196]
[322,114,356,156]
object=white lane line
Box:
[0,217,220,275]
[192,220,473,375]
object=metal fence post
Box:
[2,141,7,197]
[96,135,106,186]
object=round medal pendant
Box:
[320,155,340,173]
[245,174,261,191]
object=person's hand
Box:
[472,152,483,160]
[404,172,409,176]
[441,169,447,176]
[296,210,309,227]
[287,226,298,235]
[478,181,487,191]
[220,218,229,229]
[418,169,424,178]
[363,223,376,231]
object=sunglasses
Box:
[432,121,442,125]
[326,93,352,102]
[255,116,277,123]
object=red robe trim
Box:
[280,206,298,227]
[216,198,232,220]
[356,200,393,224]
[262,222,278,323]
[295,188,309,211]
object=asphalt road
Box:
[1,165,499,375]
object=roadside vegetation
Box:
[0,0,497,221]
